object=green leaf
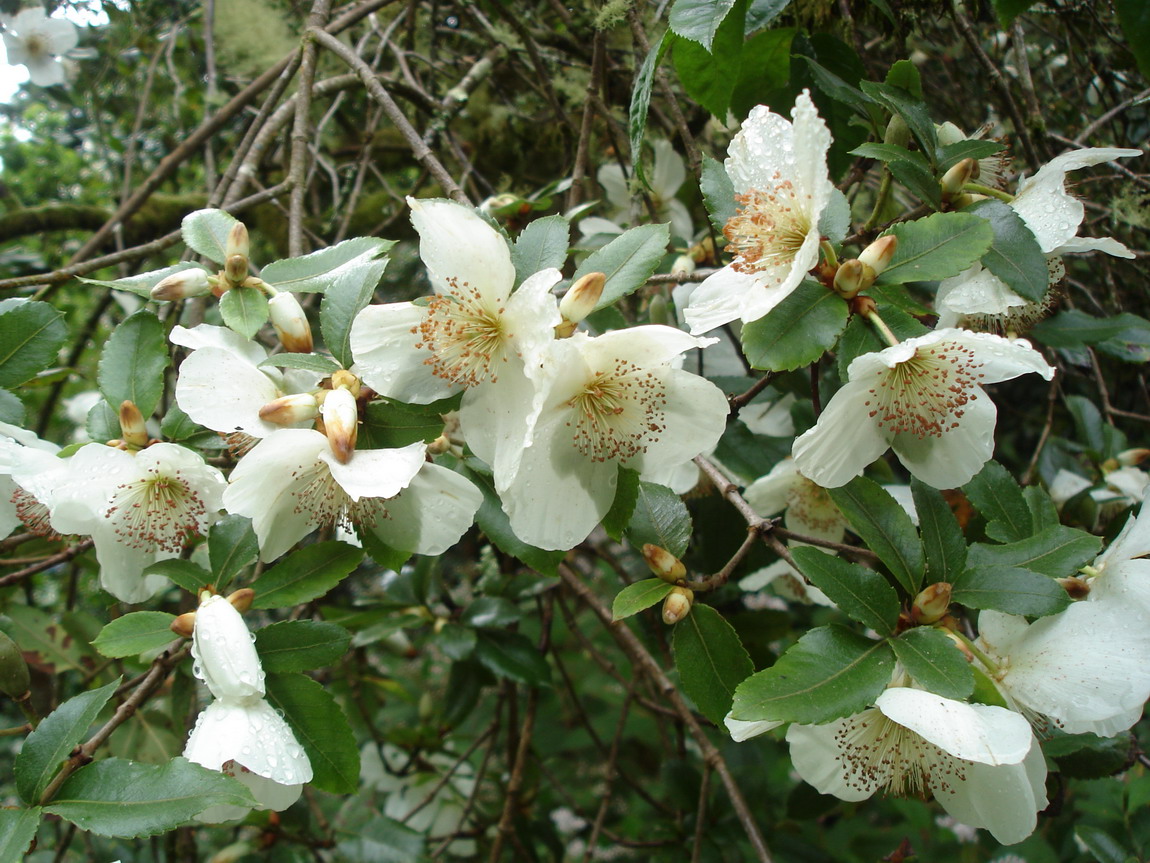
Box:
[993,0,1035,28]
[963,460,1032,543]
[255,620,351,673]
[1074,825,1132,863]
[219,285,269,340]
[1116,0,1150,79]
[850,142,926,165]
[612,579,675,621]
[512,215,569,286]
[0,807,40,862]
[159,403,208,443]
[459,464,565,576]
[209,514,259,587]
[45,757,254,837]
[966,525,1101,578]
[257,352,342,374]
[573,223,671,311]
[0,300,67,389]
[251,541,362,609]
[730,625,895,725]
[15,678,120,803]
[890,627,973,700]
[875,212,994,286]
[602,465,640,542]
[741,280,849,372]
[625,481,691,559]
[819,187,851,244]
[672,0,747,118]
[96,309,169,419]
[1024,485,1060,533]
[828,477,924,594]
[745,0,789,31]
[669,0,738,49]
[181,209,240,264]
[673,604,754,725]
[92,613,177,659]
[1032,309,1150,364]
[265,672,360,793]
[886,156,942,209]
[144,559,213,594]
[628,31,672,188]
[338,816,427,861]
[700,153,736,233]
[434,624,477,661]
[790,547,900,634]
[911,479,967,583]
[474,630,551,686]
[1067,393,1107,456]
[79,262,210,299]
[0,387,23,425]
[952,565,1070,617]
[858,80,937,158]
[320,256,389,367]
[461,597,522,629]
[936,139,1006,172]
[358,399,448,450]
[1,605,96,674]
[261,237,394,294]
[835,306,929,379]
[966,199,1049,302]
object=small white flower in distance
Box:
[745,458,846,542]
[588,139,694,242]
[792,328,1054,489]
[787,687,1047,845]
[1,8,77,87]
[685,91,834,334]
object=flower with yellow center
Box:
[1,8,76,87]
[685,91,834,334]
[792,328,1054,489]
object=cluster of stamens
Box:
[105,469,207,552]
[565,360,666,463]
[290,462,391,533]
[786,477,842,534]
[724,178,813,276]
[413,277,507,386]
[12,488,58,538]
[864,343,984,439]
[834,709,966,797]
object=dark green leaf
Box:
[1024,485,1060,533]
[265,672,360,793]
[790,546,901,634]
[1075,825,1132,863]
[144,559,213,594]
[219,286,269,340]
[612,579,675,621]
[993,0,1035,28]
[745,0,789,31]
[256,352,342,374]
[875,212,994,285]
[474,630,551,686]
[209,514,259,587]
[628,31,672,188]
[261,237,394,293]
[936,139,1006,172]
[96,309,168,418]
[45,757,255,837]
[741,280,849,372]
[1050,733,1135,779]
[672,0,746,119]
[668,0,738,49]
[92,613,177,658]
[337,815,427,862]
[701,153,736,233]
[1066,394,1107,457]
[798,56,874,117]
[602,465,640,542]
[434,624,477,661]
[850,142,927,166]
[320,256,389,367]
[730,625,894,725]
[952,565,1070,617]
[0,300,68,389]
[729,26,795,121]
[890,627,973,699]
[0,807,40,862]
[963,460,1032,542]
[573,223,671,311]
[512,215,569,286]
[966,525,1101,578]
[911,479,967,583]
[886,157,942,208]
[1116,0,1150,79]
[858,80,937,158]
[673,604,754,725]
[181,209,240,264]
[462,597,522,629]
[885,58,922,97]
[358,399,447,450]
[251,541,362,609]
[828,477,924,594]
[625,481,691,559]
[1032,309,1150,360]
[1,605,97,674]
[159,403,208,443]
[966,199,1049,302]
[255,620,351,672]
[15,678,120,803]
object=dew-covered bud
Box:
[151,268,212,301]
[910,582,952,624]
[857,234,897,277]
[191,593,265,701]
[662,586,694,625]
[643,543,686,582]
[322,386,359,464]
[941,158,977,200]
[118,400,149,449]
[556,272,606,338]
[258,393,319,426]
[268,292,313,353]
[0,629,30,699]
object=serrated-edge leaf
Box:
[858,80,938,157]
[144,559,213,593]
[963,460,1031,543]
[574,223,671,311]
[91,612,178,659]
[828,477,924,594]
[628,32,672,189]
[741,280,849,371]
[0,300,68,389]
[255,620,351,673]
[612,579,675,620]
[911,478,967,583]
[16,678,120,803]
[77,263,209,299]
[320,256,389,368]
[512,215,570,286]
[602,465,640,542]
[256,352,342,374]
[966,199,1048,302]
[890,627,973,699]
[790,546,900,634]
[668,0,738,50]
[966,525,1100,578]
[625,481,691,558]
[875,212,994,285]
[951,564,1070,617]
[208,514,259,585]
[672,604,753,725]
[219,286,270,340]
[251,541,362,609]
[0,807,40,862]
[265,672,359,793]
[701,153,736,233]
[474,630,551,686]
[96,309,169,418]
[260,237,393,293]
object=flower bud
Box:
[647,294,672,327]
[225,222,250,262]
[118,400,150,449]
[832,259,868,299]
[0,629,30,699]
[322,386,359,464]
[642,543,686,582]
[662,586,694,624]
[171,610,197,638]
[151,268,212,301]
[192,593,265,700]
[1116,448,1150,467]
[556,272,606,338]
[268,292,313,353]
[670,254,696,276]
[224,254,248,286]
[427,434,451,455]
[857,234,897,277]
[940,158,977,200]
[910,582,952,624]
[330,369,361,397]
[258,393,319,426]
[227,588,256,612]
[1058,575,1090,599]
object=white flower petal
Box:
[320,441,426,502]
[408,198,515,303]
[875,689,1032,766]
[786,718,879,802]
[931,743,1046,846]
[349,302,459,404]
[683,265,763,334]
[891,391,997,489]
[175,346,285,437]
[362,463,481,556]
[192,594,265,700]
[724,710,783,742]
[792,379,892,488]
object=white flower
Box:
[792,329,1055,489]
[974,606,1150,737]
[47,443,226,602]
[745,458,846,542]
[934,260,1060,332]
[1079,501,1150,614]
[184,595,311,822]
[787,687,1047,845]
[739,559,835,608]
[476,325,729,551]
[684,91,833,334]
[1,8,77,87]
[222,430,481,562]
[584,139,694,242]
[0,420,63,539]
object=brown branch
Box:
[0,540,94,589]
[289,0,334,257]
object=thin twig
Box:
[0,541,94,589]
[289,0,333,257]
